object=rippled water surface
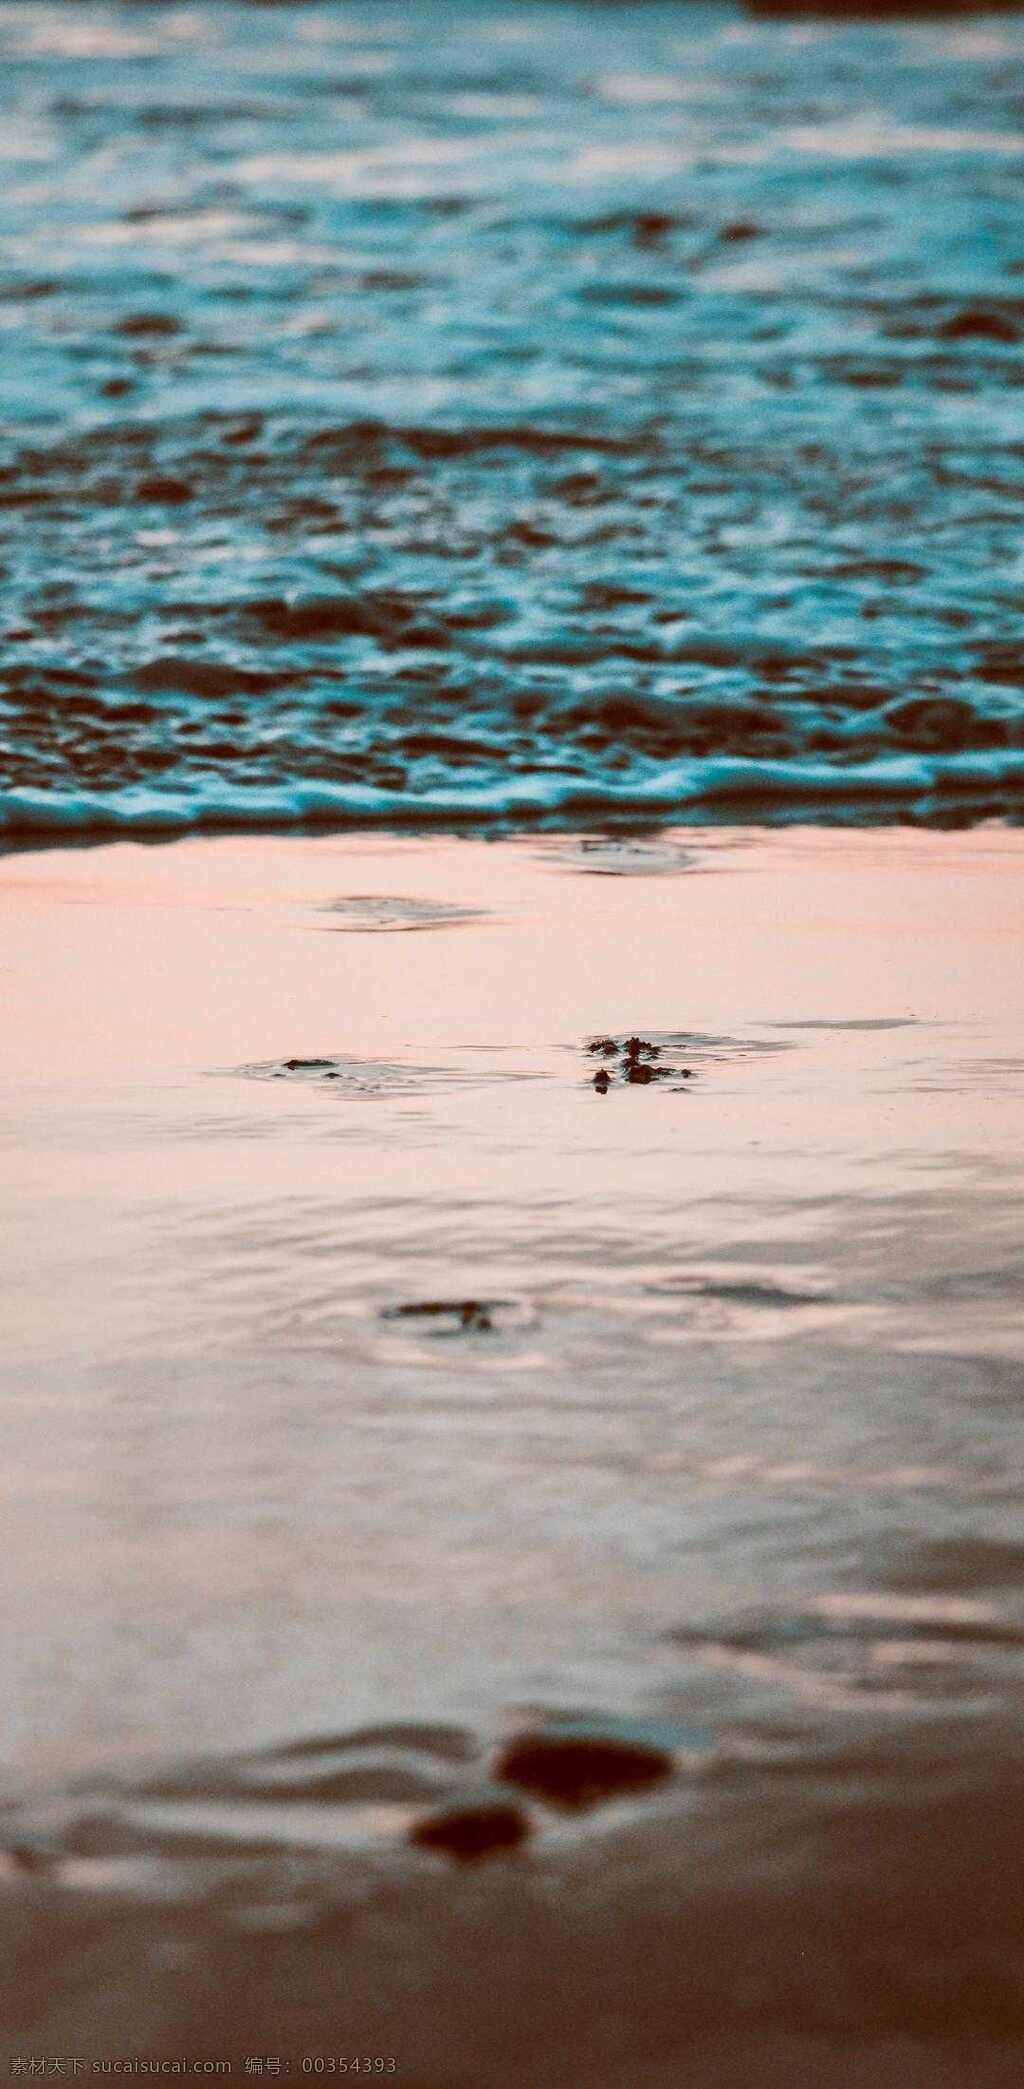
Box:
[3,0,1024,833]
[2,825,1024,2070]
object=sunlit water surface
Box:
[0,831,1022,1915]
[2,827,1023,2075]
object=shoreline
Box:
[2,775,1023,850]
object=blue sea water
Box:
[2,0,1024,835]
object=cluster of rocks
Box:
[410,1728,675,1864]
[587,1035,694,1094]
[247,1036,697,1099]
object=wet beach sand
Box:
[1,823,1023,2080]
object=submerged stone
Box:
[940,307,1020,345]
[135,474,192,506]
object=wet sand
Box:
[1,824,1024,2078]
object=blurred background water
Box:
[2,0,1024,836]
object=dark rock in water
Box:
[282,1057,337,1073]
[940,308,1021,345]
[115,311,181,339]
[135,474,192,506]
[583,1034,691,1091]
[631,210,678,248]
[410,1799,530,1863]
[496,1732,674,1812]
[719,221,762,244]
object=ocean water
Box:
[3,0,1024,835]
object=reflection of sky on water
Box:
[1,827,1024,1780]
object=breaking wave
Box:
[3,751,1024,839]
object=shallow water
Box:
[3,0,1024,834]
[4,1,1024,2065]
[1,826,1023,2072]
